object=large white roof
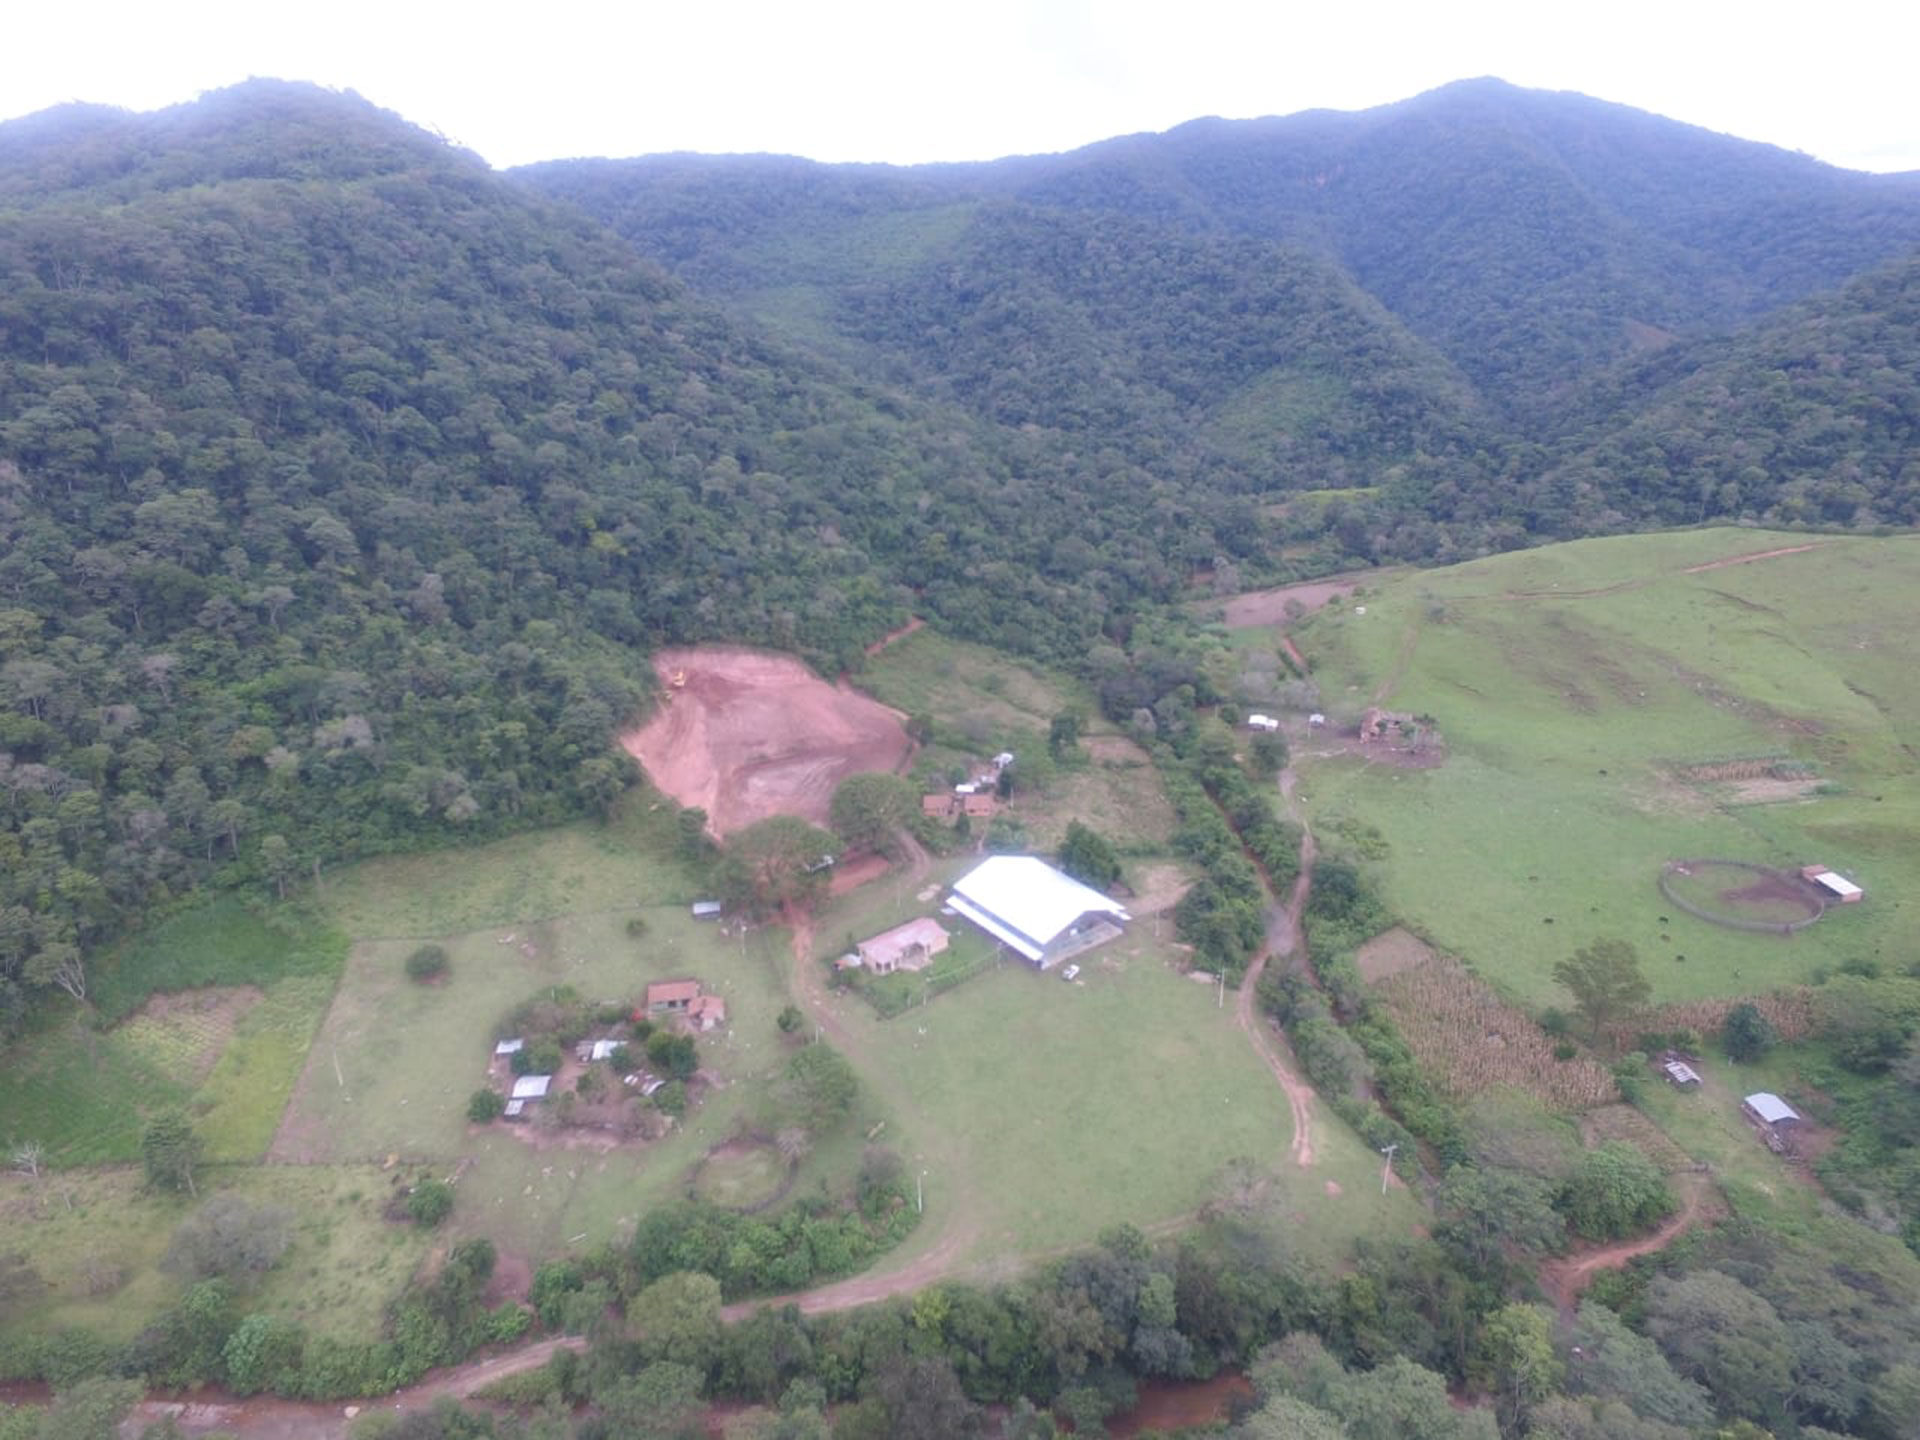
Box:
[511,1075,552,1100]
[949,856,1130,961]
[1745,1091,1799,1124]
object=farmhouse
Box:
[646,979,701,1013]
[947,855,1131,970]
[1800,865,1864,903]
[688,994,728,1031]
[857,917,952,975]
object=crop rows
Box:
[1376,957,1619,1110]
[1602,988,1817,1048]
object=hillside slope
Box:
[0,82,1211,1010]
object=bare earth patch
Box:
[1722,776,1824,805]
[118,985,265,1083]
[620,647,912,837]
[1214,574,1372,628]
[1353,927,1436,984]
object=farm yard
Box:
[3,631,1419,1368]
[856,629,1182,856]
[1274,529,1920,1009]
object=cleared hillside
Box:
[1276,530,1920,1006]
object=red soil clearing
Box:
[620,647,911,838]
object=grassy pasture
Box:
[2,899,348,1165]
[0,1163,430,1346]
[274,902,820,1259]
[799,866,1419,1268]
[1283,530,1920,1008]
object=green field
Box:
[1,1162,431,1346]
[1280,530,1920,1008]
[799,868,1420,1269]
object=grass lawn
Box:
[797,865,1420,1269]
[1284,530,1920,1009]
[319,792,700,939]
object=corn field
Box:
[1377,957,1620,1110]
[1601,988,1816,1048]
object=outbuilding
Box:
[1800,865,1864,903]
[1662,1060,1702,1088]
[690,900,724,920]
[1743,1091,1800,1130]
[511,1074,552,1102]
[1246,714,1280,732]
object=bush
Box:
[652,1081,687,1118]
[404,945,450,983]
[625,915,650,939]
[407,1180,455,1228]
[526,1038,564,1076]
[467,1089,505,1123]
[1723,1002,1779,1063]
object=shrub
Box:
[625,915,650,939]
[467,1089,505,1123]
[404,945,450,983]
[407,1180,455,1228]
[526,1038,564,1076]
[652,1082,687,1118]
[1723,1002,1779,1063]
[607,1043,634,1072]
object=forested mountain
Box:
[4,78,1920,1011]
[0,83,1261,1019]
[525,78,1920,417]
[1532,248,1920,530]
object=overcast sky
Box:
[6,0,1918,173]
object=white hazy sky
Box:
[6,0,1918,173]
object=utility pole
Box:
[1217,969,1225,1009]
[1379,1143,1399,1194]
[917,1171,925,1214]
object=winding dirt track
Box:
[1536,1170,1718,1311]
[1232,767,1320,1167]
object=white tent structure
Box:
[947,856,1130,970]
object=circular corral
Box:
[1658,859,1825,934]
[688,1135,796,1213]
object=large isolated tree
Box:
[714,816,838,919]
[1553,938,1650,1040]
[1057,821,1122,891]
[828,773,917,857]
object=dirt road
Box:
[1232,766,1320,1168]
[1536,1170,1718,1311]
